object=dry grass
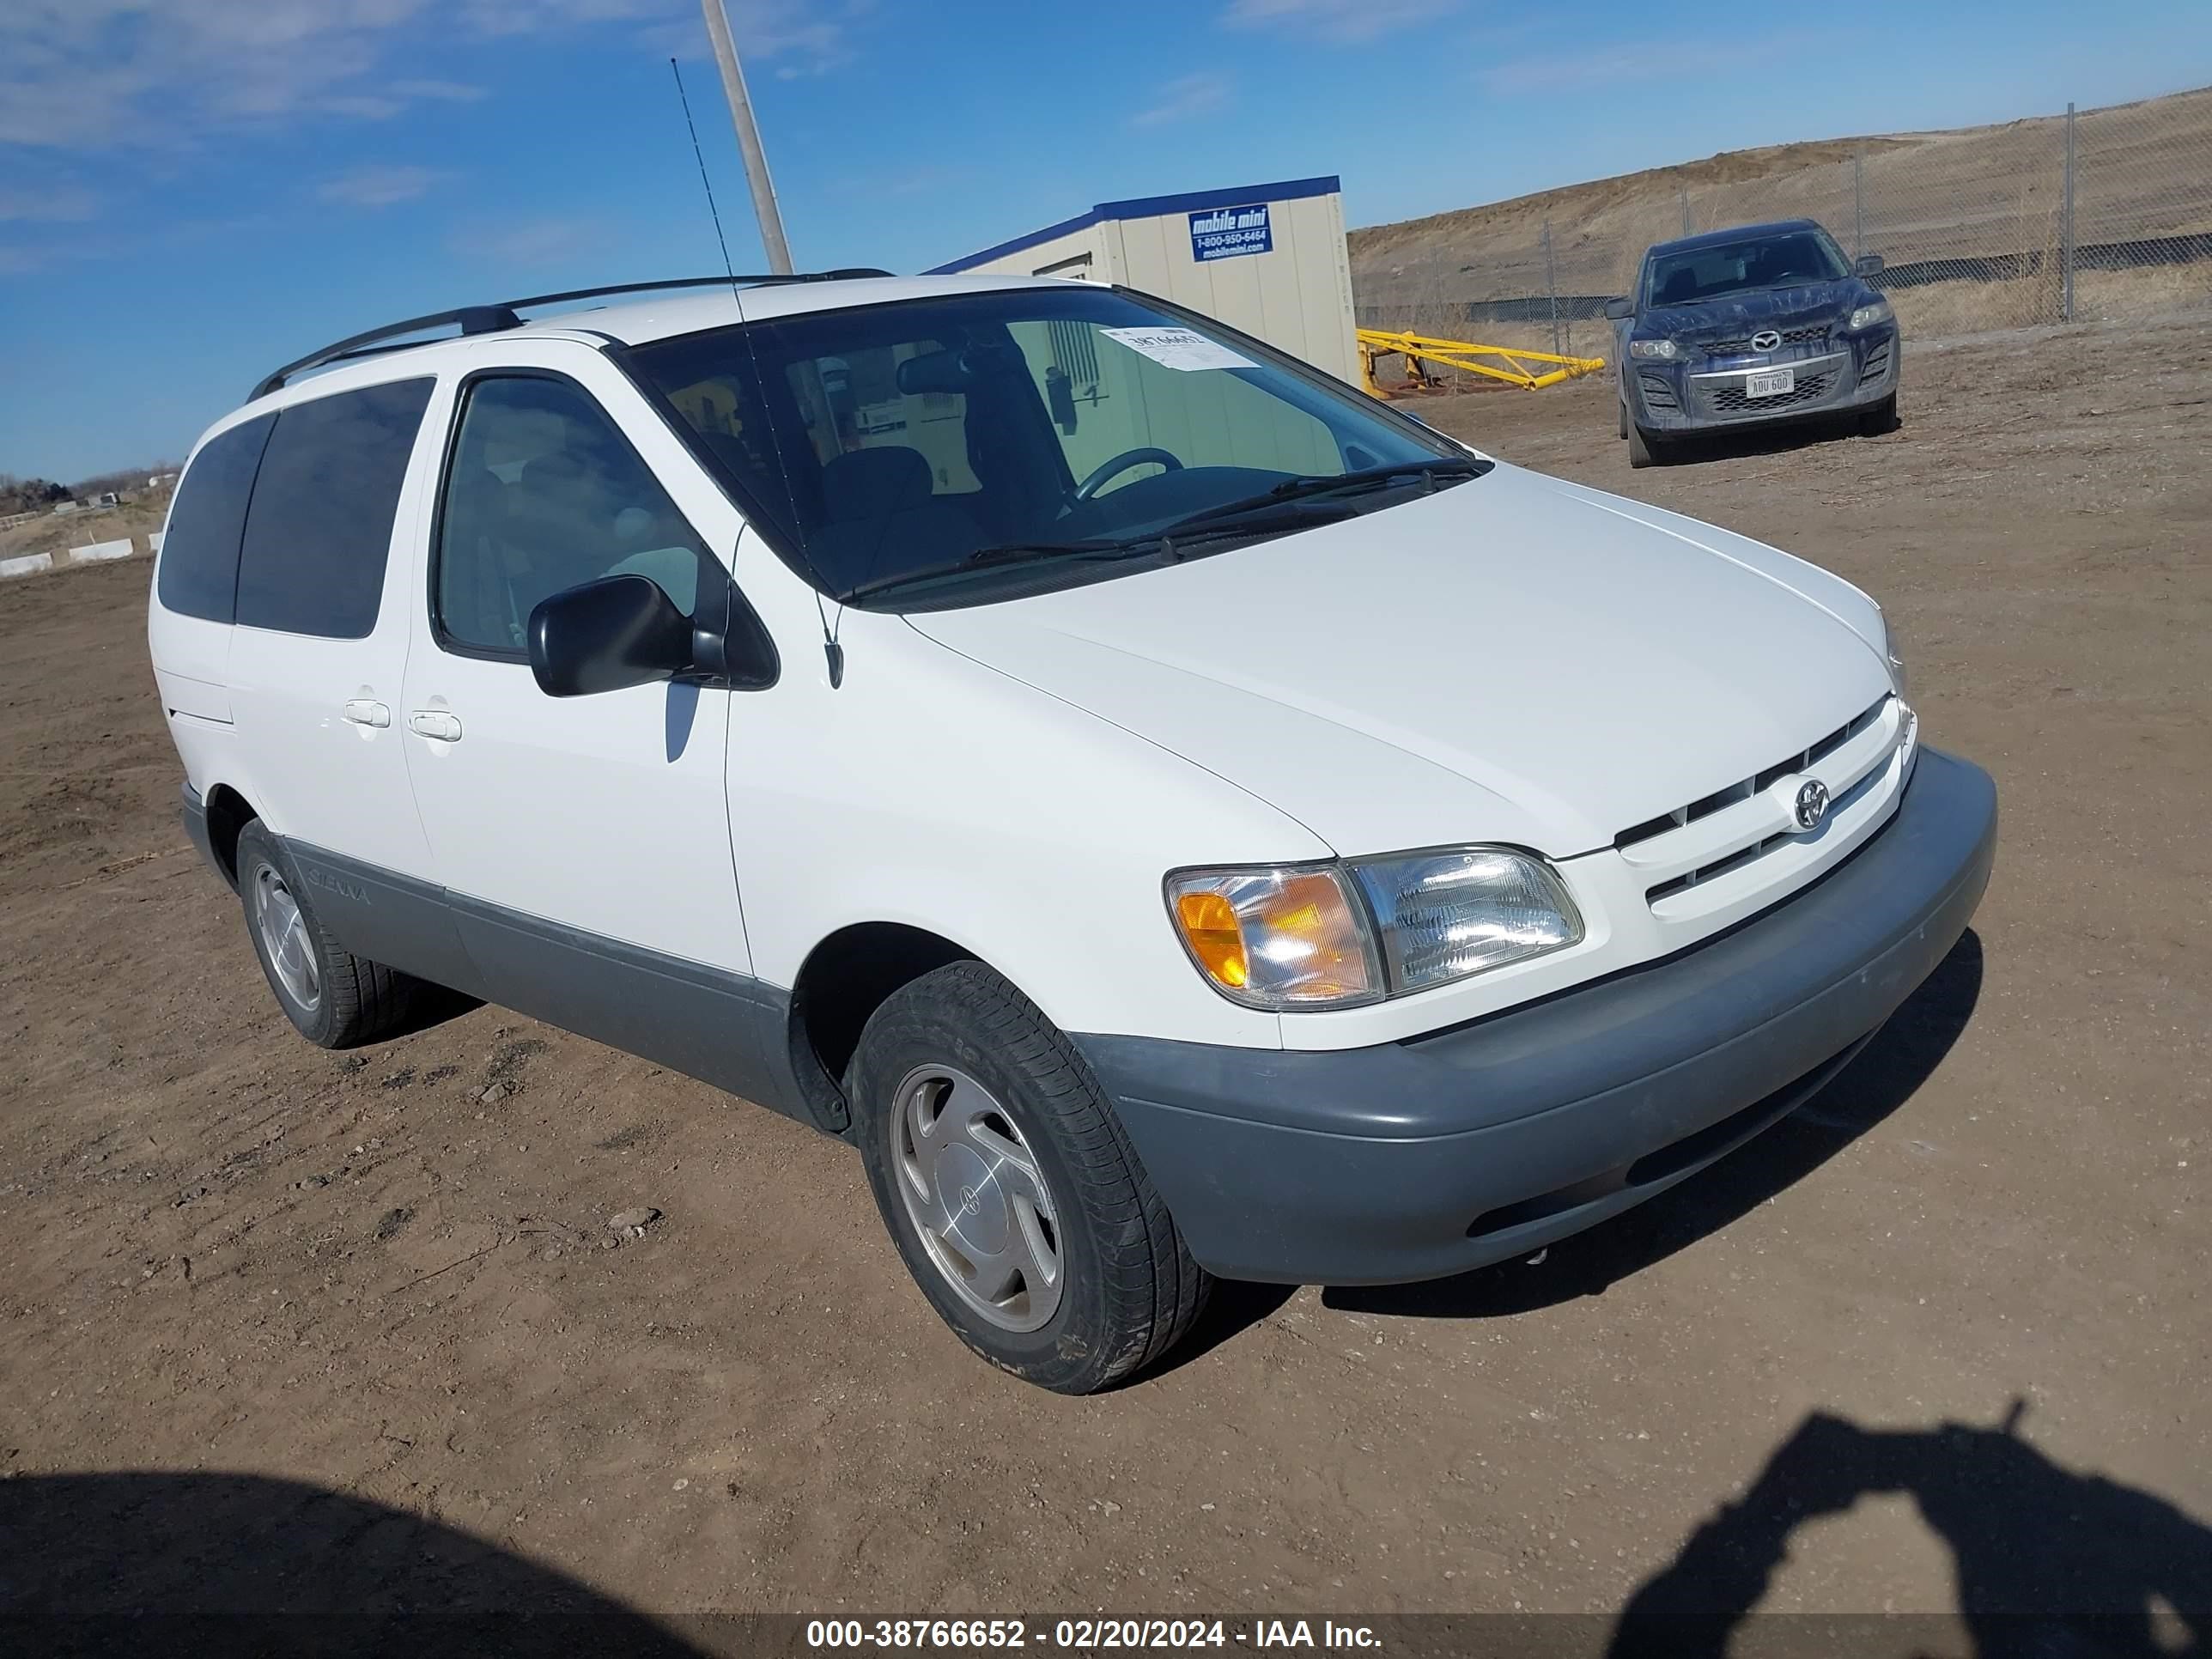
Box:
[1351,83,2212,325]
[0,489,170,565]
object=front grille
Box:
[1702,324,1829,356]
[1644,765,1887,902]
[1615,696,1891,851]
[1708,369,1835,414]
[1638,371,1679,410]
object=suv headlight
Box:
[1628,337,1680,361]
[1166,848,1584,1011]
[1846,298,1893,331]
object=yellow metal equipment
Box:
[1357,329,1606,398]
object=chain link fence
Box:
[1352,86,2212,357]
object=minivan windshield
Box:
[623,285,1479,607]
[1645,228,1850,307]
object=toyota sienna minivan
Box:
[149,271,1996,1393]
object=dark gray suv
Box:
[1606,218,1899,468]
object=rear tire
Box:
[849,961,1210,1394]
[235,820,422,1049]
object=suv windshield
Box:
[1645,228,1850,307]
[623,285,1479,607]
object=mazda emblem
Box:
[1751,329,1782,352]
[1794,779,1830,830]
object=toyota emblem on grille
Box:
[1794,779,1831,830]
[1752,329,1782,352]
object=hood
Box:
[905,464,1894,858]
[1642,281,1871,340]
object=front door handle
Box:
[406,709,463,742]
[342,699,391,728]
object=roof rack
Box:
[249,270,896,400]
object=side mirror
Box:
[1603,296,1633,321]
[1854,253,1885,277]
[529,574,694,697]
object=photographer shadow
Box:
[1608,1403,2212,1657]
[0,1471,703,1657]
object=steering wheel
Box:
[1074,447,1183,502]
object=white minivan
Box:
[150,272,1995,1393]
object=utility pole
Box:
[698,0,794,275]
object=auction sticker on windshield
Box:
[1099,326,1256,373]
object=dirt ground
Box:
[2,313,2207,1648]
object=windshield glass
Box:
[622,285,1472,606]
[1645,228,1850,307]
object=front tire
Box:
[849,962,1210,1394]
[1859,392,1899,436]
[235,821,422,1048]
[1628,422,1672,469]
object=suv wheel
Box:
[1627,422,1671,469]
[235,821,421,1048]
[849,961,1210,1394]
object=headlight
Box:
[1628,337,1680,361]
[1846,298,1893,331]
[1166,848,1583,1011]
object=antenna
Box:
[672,58,740,301]
[670,58,846,689]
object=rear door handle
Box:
[342,699,392,728]
[406,709,463,742]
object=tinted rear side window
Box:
[235,377,434,639]
[155,414,275,623]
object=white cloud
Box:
[1473,32,1807,94]
[1223,0,1460,43]
[448,214,606,267]
[1131,72,1234,129]
[0,0,856,150]
[315,163,449,207]
[0,182,100,223]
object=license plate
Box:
[1745,367,1796,398]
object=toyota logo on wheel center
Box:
[1794,778,1831,830]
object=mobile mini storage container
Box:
[927,176,1360,387]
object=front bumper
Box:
[1075,747,1995,1285]
[1631,325,1899,434]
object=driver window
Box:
[1006,321,1339,496]
[435,375,714,656]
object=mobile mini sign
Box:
[1188,203,1273,263]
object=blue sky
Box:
[3,0,2207,481]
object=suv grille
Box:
[1709,370,1835,414]
[1703,324,1829,356]
[1615,696,1891,851]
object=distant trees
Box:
[0,475,70,515]
[0,465,181,515]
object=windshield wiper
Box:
[1172,458,1482,529]
[843,503,1360,603]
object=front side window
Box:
[1645,228,1850,307]
[155,414,274,623]
[434,375,713,656]
[236,378,434,639]
[623,285,1473,609]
